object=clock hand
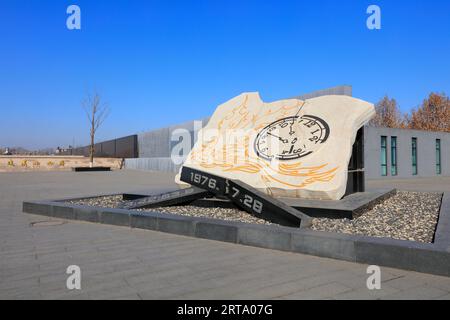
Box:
[289,122,295,135]
[267,132,288,143]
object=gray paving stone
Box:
[280,282,354,300]
[2,170,450,300]
[333,284,401,300]
[383,285,449,300]
[381,275,429,290]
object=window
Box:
[391,137,397,176]
[381,136,387,176]
[412,137,418,175]
[436,139,441,175]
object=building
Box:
[364,126,449,179]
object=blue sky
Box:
[1,0,449,149]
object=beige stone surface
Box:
[177,92,375,200]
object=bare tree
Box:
[369,95,405,128]
[83,91,110,167]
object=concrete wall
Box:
[124,157,181,173]
[137,117,210,158]
[62,135,138,158]
[291,85,352,100]
[365,126,450,179]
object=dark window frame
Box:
[436,139,442,175]
[391,136,397,176]
[412,137,418,175]
[381,136,387,176]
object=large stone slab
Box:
[176,93,374,200]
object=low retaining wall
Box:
[0,156,122,172]
[22,192,450,277]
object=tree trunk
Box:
[90,129,94,168]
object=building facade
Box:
[364,126,449,179]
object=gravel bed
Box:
[66,195,124,208]
[66,195,271,225]
[137,206,272,225]
[311,191,442,243]
[65,191,442,243]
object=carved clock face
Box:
[254,115,330,161]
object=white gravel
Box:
[66,190,442,243]
[138,206,272,225]
[67,195,123,208]
[311,191,442,243]
[67,195,271,225]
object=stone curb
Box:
[434,192,450,250]
[22,197,450,277]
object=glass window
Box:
[436,139,441,175]
[391,137,397,176]
[412,138,418,175]
[381,136,387,176]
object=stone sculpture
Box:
[177,92,375,200]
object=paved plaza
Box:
[1,170,450,300]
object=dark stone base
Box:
[72,167,111,172]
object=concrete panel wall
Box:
[101,139,116,157]
[115,135,138,158]
[137,128,171,158]
[65,135,138,158]
[291,85,352,100]
[125,157,181,173]
[365,126,450,179]
[137,117,210,158]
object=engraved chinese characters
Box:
[176,92,375,200]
